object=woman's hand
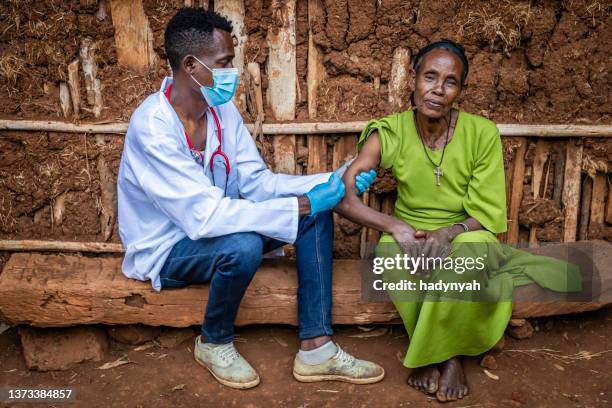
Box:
[391,221,423,261]
[415,227,452,261]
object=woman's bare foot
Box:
[436,357,469,402]
[407,364,440,394]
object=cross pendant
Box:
[434,166,443,186]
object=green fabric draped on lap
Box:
[360,110,582,368]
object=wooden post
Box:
[578,177,592,241]
[80,39,103,118]
[332,136,357,170]
[562,139,583,242]
[245,62,265,148]
[590,173,607,227]
[96,0,108,20]
[307,0,325,119]
[529,140,549,245]
[59,82,71,118]
[499,154,514,243]
[388,47,410,112]
[267,0,297,174]
[507,139,527,243]
[215,0,247,112]
[67,60,81,116]
[607,177,612,224]
[109,0,157,74]
[52,192,68,227]
[306,0,327,176]
[553,145,566,208]
[543,157,552,199]
[381,196,395,216]
[95,136,117,241]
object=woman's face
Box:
[412,49,464,119]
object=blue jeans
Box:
[159,211,334,343]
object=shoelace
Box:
[217,343,240,363]
[336,347,356,365]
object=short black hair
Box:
[413,39,469,86]
[164,7,233,72]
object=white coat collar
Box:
[158,77,226,156]
[159,77,226,129]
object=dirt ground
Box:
[1,307,611,407]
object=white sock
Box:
[297,341,338,365]
[197,335,226,350]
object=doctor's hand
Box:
[333,158,377,195]
[355,169,377,194]
[305,173,346,216]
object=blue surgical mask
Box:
[190,56,239,107]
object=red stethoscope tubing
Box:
[164,84,230,176]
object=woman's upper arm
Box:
[342,131,381,193]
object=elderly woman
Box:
[336,40,581,402]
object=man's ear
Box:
[182,55,197,75]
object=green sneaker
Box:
[293,344,385,384]
[193,336,260,389]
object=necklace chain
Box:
[414,110,452,168]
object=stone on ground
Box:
[480,353,498,370]
[107,324,161,345]
[157,327,195,348]
[19,326,108,371]
[506,320,535,339]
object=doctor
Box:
[118,7,383,389]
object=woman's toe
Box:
[436,387,448,402]
[426,378,437,394]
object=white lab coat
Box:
[118,77,330,291]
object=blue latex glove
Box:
[306,173,346,215]
[355,169,377,194]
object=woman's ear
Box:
[408,67,416,108]
[408,67,416,93]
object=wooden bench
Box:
[0,241,610,328]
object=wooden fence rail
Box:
[1,120,611,137]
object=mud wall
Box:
[0,0,611,260]
[1,0,610,123]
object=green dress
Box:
[359,110,582,368]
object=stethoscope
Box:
[164,84,231,195]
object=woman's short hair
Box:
[413,39,469,86]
